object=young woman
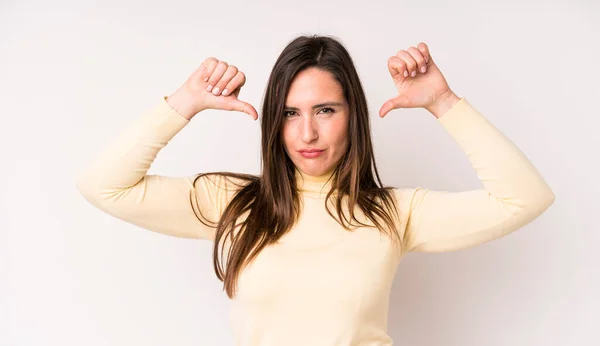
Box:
[76,35,555,345]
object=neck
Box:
[294,167,335,195]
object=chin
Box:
[298,165,334,177]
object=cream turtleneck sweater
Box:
[76,95,555,346]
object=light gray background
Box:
[1,0,598,345]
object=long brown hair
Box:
[192,34,402,299]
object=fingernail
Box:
[421,66,427,73]
[212,87,220,95]
[404,71,408,77]
[222,88,228,96]
[206,85,213,92]
[411,71,416,77]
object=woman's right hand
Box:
[167,57,258,121]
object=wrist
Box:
[166,88,201,120]
[426,90,460,119]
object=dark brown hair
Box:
[192,34,402,298]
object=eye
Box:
[284,110,297,118]
[319,107,335,114]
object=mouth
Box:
[298,149,325,158]
[298,149,324,153]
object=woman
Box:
[76,35,555,345]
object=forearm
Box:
[76,97,189,197]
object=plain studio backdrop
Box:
[1,0,598,345]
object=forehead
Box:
[285,68,344,105]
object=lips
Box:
[298,149,324,158]
[298,149,324,153]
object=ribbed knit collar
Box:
[294,167,335,196]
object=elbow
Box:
[544,188,556,208]
[533,186,555,213]
[519,186,555,221]
[538,188,555,214]
[75,170,99,202]
[75,172,115,214]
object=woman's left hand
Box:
[379,42,458,118]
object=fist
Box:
[379,42,452,118]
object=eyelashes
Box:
[284,107,335,118]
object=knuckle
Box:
[205,57,218,66]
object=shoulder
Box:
[194,172,258,191]
[391,186,421,203]
[389,186,427,221]
[189,172,259,221]
[190,172,259,209]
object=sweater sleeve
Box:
[395,97,555,253]
[75,96,243,241]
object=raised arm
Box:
[380,43,554,253]
[76,58,258,240]
[395,97,554,252]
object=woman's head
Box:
[261,35,374,186]
[197,35,401,299]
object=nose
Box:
[301,116,318,143]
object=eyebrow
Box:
[283,102,345,111]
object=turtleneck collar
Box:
[294,167,335,196]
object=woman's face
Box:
[282,67,350,177]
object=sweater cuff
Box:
[131,96,191,141]
[159,95,190,125]
[436,97,490,136]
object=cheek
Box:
[329,118,349,151]
[281,124,297,157]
